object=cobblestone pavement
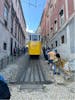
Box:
[10,82,75,100]
[0,54,28,82]
[0,54,75,100]
[10,56,75,100]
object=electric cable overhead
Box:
[24,0,42,8]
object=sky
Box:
[21,0,46,33]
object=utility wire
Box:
[24,0,41,8]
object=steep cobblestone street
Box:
[0,0,75,99]
[10,82,75,100]
[0,54,75,100]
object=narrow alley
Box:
[0,0,75,100]
[0,53,75,100]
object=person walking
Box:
[48,50,56,71]
[42,47,46,59]
[53,53,61,75]
[54,53,66,75]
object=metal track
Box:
[15,57,53,85]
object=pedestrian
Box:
[42,47,46,59]
[45,48,50,60]
[0,75,11,99]
[48,50,56,71]
[53,53,61,75]
[53,52,66,75]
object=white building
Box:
[0,0,26,59]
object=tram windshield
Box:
[31,35,40,41]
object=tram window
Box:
[32,35,38,41]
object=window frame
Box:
[59,8,65,26]
[31,35,40,41]
[61,35,65,44]
[4,4,9,22]
[55,41,58,47]
[3,42,7,50]
[54,19,58,32]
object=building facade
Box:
[40,0,75,61]
[40,3,48,47]
[0,0,26,59]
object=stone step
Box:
[20,84,44,90]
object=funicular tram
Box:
[28,33,41,57]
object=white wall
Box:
[0,23,10,59]
[50,16,75,60]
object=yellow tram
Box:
[28,33,41,56]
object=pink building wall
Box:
[40,0,49,36]
[40,0,75,59]
[46,0,75,37]
[68,0,74,17]
[40,9,46,36]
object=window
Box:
[11,16,13,34]
[3,42,7,50]
[61,35,64,44]
[59,9,64,26]
[4,20,7,27]
[4,5,8,21]
[51,44,53,48]
[54,20,58,32]
[55,41,57,47]
[4,4,9,27]
[32,35,40,41]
